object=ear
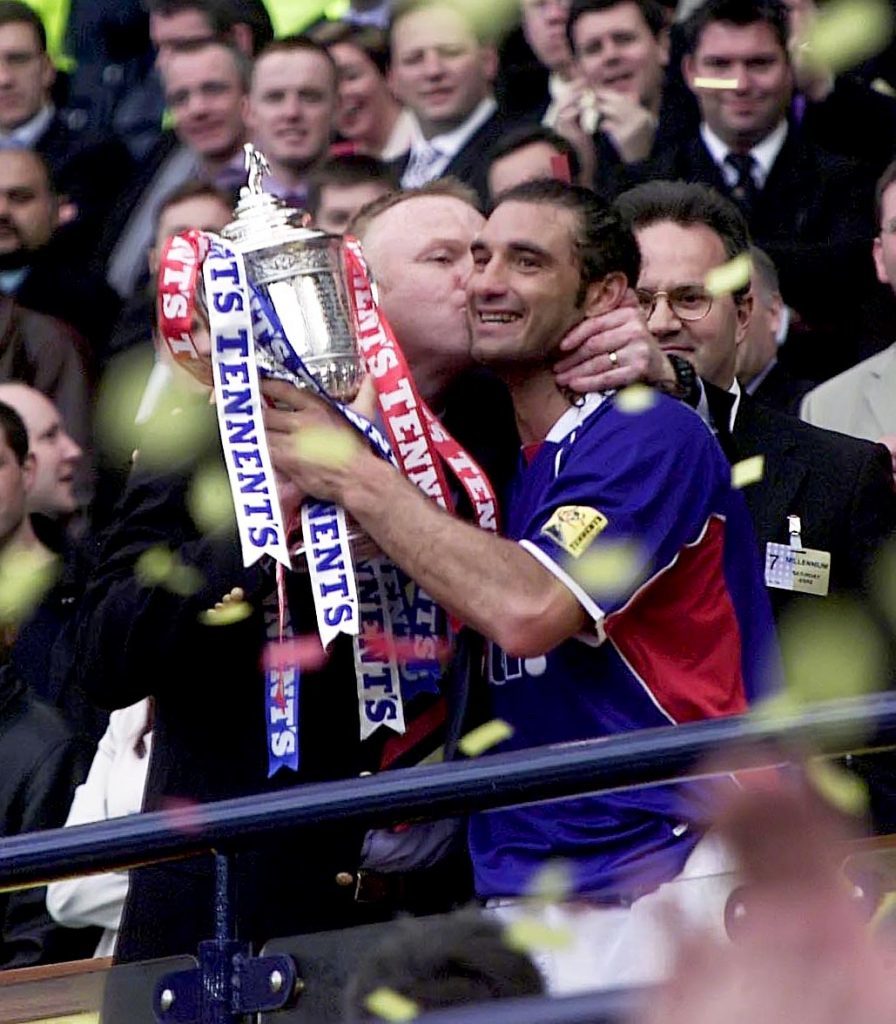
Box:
[241,93,253,132]
[21,451,35,493]
[657,28,670,68]
[231,23,253,57]
[57,198,77,226]
[148,245,159,276]
[481,44,499,84]
[766,289,784,338]
[682,53,697,93]
[40,53,55,92]
[734,291,753,348]
[583,271,629,316]
[873,236,888,284]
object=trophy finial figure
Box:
[244,143,270,194]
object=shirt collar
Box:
[700,118,788,186]
[0,104,54,148]
[727,376,742,431]
[545,392,606,443]
[744,356,777,396]
[408,96,496,159]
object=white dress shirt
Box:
[401,96,497,188]
[700,118,788,188]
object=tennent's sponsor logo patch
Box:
[541,506,608,557]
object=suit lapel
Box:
[733,397,807,546]
[863,347,896,437]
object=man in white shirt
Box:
[389,0,506,206]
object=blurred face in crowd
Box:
[736,266,783,383]
[150,8,216,74]
[0,20,53,132]
[0,150,57,258]
[246,48,337,176]
[360,195,483,373]
[164,43,247,162]
[572,3,668,108]
[636,219,751,388]
[149,191,234,274]
[390,5,497,137]
[330,41,395,147]
[873,180,896,293]
[684,21,792,149]
[0,385,80,516]
[488,141,575,200]
[468,200,611,369]
[314,180,392,234]
[0,425,31,545]
[522,0,573,75]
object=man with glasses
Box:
[616,179,896,620]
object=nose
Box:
[471,255,509,300]
[62,433,82,462]
[421,49,446,79]
[546,0,569,24]
[646,293,682,335]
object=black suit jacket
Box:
[747,361,814,416]
[705,384,896,618]
[640,131,877,375]
[392,110,509,210]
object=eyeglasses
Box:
[634,286,714,322]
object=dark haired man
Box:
[485,124,583,201]
[389,0,506,207]
[245,36,338,206]
[641,0,879,376]
[616,179,896,619]
[265,179,777,989]
[307,153,396,233]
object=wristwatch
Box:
[662,353,701,409]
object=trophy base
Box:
[302,356,364,402]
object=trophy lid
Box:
[222,144,329,251]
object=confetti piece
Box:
[188,462,235,534]
[294,425,358,468]
[526,860,574,905]
[704,253,752,297]
[806,757,869,816]
[801,0,894,74]
[364,988,419,1022]
[0,545,59,624]
[458,719,514,757]
[567,539,646,601]
[135,546,204,596]
[614,383,656,414]
[199,600,252,627]
[731,454,765,489]
[693,76,739,89]
[778,599,886,741]
[263,636,329,672]
[504,917,575,953]
[872,76,896,97]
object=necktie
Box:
[402,142,443,189]
[725,152,760,219]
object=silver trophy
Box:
[221,144,365,401]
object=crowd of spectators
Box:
[1,0,896,1018]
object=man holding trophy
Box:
[72,146,671,961]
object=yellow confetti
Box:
[364,988,419,1023]
[614,383,656,414]
[458,719,514,757]
[777,599,886,743]
[801,0,894,73]
[872,76,896,97]
[806,757,869,817]
[693,76,739,89]
[504,917,575,953]
[135,546,204,596]
[568,539,646,600]
[188,462,235,534]
[0,544,59,624]
[433,0,518,41]
[294,425,358,468]
[199,600,252,627]
[526,860,574,905]
[731,454,765,489]
[704,253,752,297]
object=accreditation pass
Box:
[764,543,831,596]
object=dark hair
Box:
[306,154,398,217]
[495,178,642,295]
[0,0,46,51]
[153,179,233,236]
[344,912,544,1020]
[147,0,273,53]
[164,37,252,90]
[567,0,666,50]
[487,125,582,186]
[0,147,57,194]
[254,34,338,86]
[874,157,896,229]
[615,179,751,299]
[682,0,789,54]
[0,401,30,466]
[312,22,391,75]
[389,0,494,46]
